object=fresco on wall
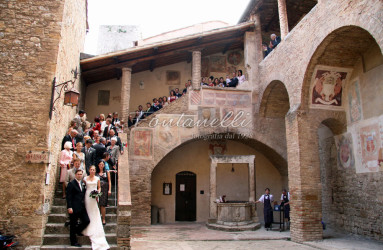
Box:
[190,90,201,106]
[310,65,352,110]
[347,78,363,123]
[201,57,209,77]
[202,91,216,105]
[201,90,251,107]
[227,51,243,66]
[355,117,383,173]
[334,133,355,168]
[209,56,226,72]
[155,115,181,150]
[166,71,180,85]
[221,107,235,121]
[131,128,153,159]
[209,140,227,155]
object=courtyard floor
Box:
[131,222,383,250]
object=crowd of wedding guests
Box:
[200,70,246,88]
[127,70,246,127]
[59,110,123,226]
[263,33,281,58]
[127,81,192,127]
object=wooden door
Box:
[175,171,196,221]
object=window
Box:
[98,90,110,106]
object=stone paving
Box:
[131,223,383,250]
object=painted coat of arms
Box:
[310,65,352,110]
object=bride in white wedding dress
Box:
[82,165,110,250]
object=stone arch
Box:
[149,133,288,224]
[259,80,290,117]
[151,133,288,177]
[301,25,383,110]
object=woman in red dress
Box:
[92,117,102,134]
[168,90,177,103]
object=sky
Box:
[84,0,250,54]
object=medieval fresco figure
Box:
[335,133,355,169]
[348,79,363,123]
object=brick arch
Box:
[259,1,383,109]
[151,133,288,177]
[259,80,290,118]
[300,25,382,111]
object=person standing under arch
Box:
[255,188,274,230]
[281,189,290,228]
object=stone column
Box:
[248,156,259,223]
[248,162,255,202]
[192,50,201,89]
[120,67,132,125]
[254,14,264,66]
[277,0,289,39]
[246,13,263,99]
[285,109,323,242]
[209,160,217,222]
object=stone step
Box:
[45,223,117,234]
[51,205,117,214]
[55,191,117,199]
[43,234,116,245]
[48,214,116,223]
[41,244,118,250]
[53,198,116,206]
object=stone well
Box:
[206,155,261,231]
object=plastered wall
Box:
[151,140,283,223]
[84,50,246,119]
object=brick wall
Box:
[258,0,383,107]
[0,0,86,246]
[319,126,383,241]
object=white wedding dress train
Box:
[82,176,110,250]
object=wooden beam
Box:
[115,68,122,80]
[222,43,232,54]
[265,9,279,32]
[81,36,243,76]
[149,60,155,72]
[186,52,192,63]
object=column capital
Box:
[192,49,202,53]
[122,67,132,72]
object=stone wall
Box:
[258,0,383,107]
[252,0,383,242]
[0,0,87,246]
[315,46,383,241]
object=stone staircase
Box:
[41,185,118,249]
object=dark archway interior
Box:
[321,118,346,136]
[259,80,290,118]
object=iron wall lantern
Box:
[49,68,80,119]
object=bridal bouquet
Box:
[89,190,102,200]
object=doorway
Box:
[175,171,196,221]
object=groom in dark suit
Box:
[66,169,90,247]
